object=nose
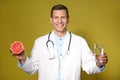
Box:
[58,18,62,23]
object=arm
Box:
[10,41,39,75]
[81,39,108,74]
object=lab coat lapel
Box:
[50,31,58,59]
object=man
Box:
[10,4,108,80]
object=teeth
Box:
[57,24,63,27]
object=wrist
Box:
[96,60,104,68]
[19,56,26,64]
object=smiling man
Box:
[10,4,108,80]
[50,6,69,37]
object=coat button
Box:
[60,54,62,56]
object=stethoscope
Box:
[46,31,72,60]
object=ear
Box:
[50,17,52,24]
[67,16,70,23]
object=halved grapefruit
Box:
[10,41,24,54]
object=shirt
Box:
[54,32,66,80]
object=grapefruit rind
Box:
[10,41,24,54]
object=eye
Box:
[61,16,67,19]
[53,16,58,19]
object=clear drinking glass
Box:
[94,44,104,55]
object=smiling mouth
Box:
[56,23,64,27]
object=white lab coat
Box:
[18,31,103,80]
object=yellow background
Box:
[0,0,120,80]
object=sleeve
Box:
[18,40,39,75]
[81,39,104,74]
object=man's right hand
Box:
[10,49,26,64]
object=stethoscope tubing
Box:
[46,31,72,60]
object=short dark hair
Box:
[50,4,69,17]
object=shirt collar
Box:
[52,30,69,40]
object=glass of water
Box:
[94,44,104,55]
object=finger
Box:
[98,60,106,65]
[9,49,13,53]
[102,56,108,61]
[101,58,108,64]
[100,54,108,59]
[9,49,15,55]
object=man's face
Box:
[50,10,69,33]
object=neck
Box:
[54,30,67,38]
